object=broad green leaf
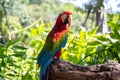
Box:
[13,45,27,50]
[87,41,101,46]
[6,39,19,48]
[22,72,33,80]
[88,26,98,38]
[85,46,96,54]
[96,45,106,53]
[29,28,37,36]
[97,35,111,42]
[79,29,86,40]
[0,43,4,47]
[12,50,27,59]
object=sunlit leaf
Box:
[79,29,86,40]
[13,45,27,50]
[88,26,98,38]
[22,72,33,80]
[87,41,101,46]
[6,39,19,48]
[0,43,4,47]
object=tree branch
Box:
[49,60,120,80]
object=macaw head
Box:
[55,11,72,26]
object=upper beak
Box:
[68,15,72,25]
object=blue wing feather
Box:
[37,34,68,80]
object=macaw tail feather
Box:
[40,60,51,80]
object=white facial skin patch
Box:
[61,14,72,25]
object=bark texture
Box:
[49,60,120,80]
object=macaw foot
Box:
[51,58,61,64]
[52,56,61,62]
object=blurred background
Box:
[0,0,120,80]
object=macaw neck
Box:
[48,24,69,36]
[53,23,69,31]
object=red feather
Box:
[54,50,62,58]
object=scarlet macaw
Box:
[37,11,72,80]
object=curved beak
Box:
[68,15,72,26]
[61,14,72,25]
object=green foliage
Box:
[3,0,88,31]
[0,18,50,79]
[61,14,120,65]
[0,0,120,79]
[62,27,101,65]
[1,14,120,79]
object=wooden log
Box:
[49,60,120,80]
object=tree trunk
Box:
[95,0,108,33]
[49,60,120,80]
[96,6,103,33]
[0,0,11,44]
[83,7,92,27]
